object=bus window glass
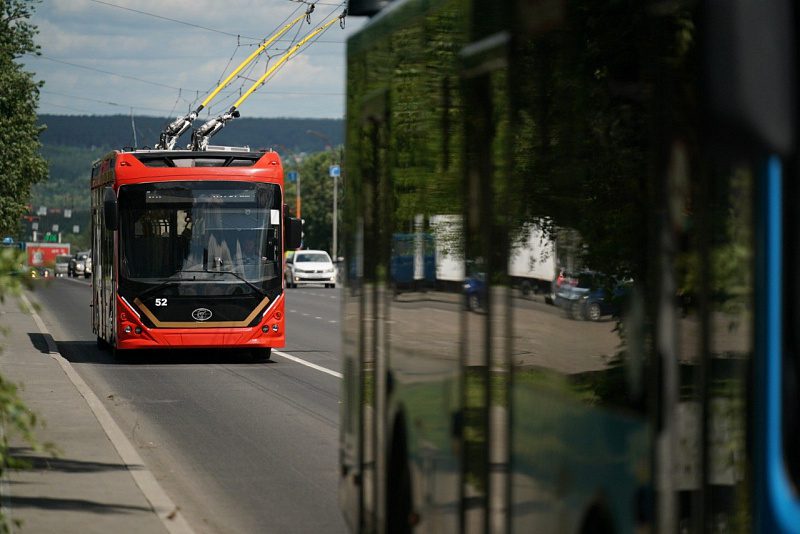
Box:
[501,2,753,532]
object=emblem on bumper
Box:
[191,308,213,321]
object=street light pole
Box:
[296,160,302,220]
[307,130,339,258]
[332,171,337,260]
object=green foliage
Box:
[284,149,343,254]
[33,145,108,212]
[0,0,48,237]
[0,247,30,301]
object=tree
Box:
[0,3,52,531]
[0,0,48,238]
[284,149,342,253]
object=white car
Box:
[54,254,72,277]
[285,250,336,288]
[68,251,91,278]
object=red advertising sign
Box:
[26,243,71,267]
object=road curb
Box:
[20,292,197,534]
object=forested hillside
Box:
[38,114,343,151]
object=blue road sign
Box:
[329,165,341,178]
[287,171,298,183]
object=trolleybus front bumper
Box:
[114,293,286,351]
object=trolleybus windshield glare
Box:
[135,268,269,301]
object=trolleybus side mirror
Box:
[103,187,118,231]
[286,217,302,251]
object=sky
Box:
[22,0,367,120]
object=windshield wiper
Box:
[138,269,209,300]
[213,270,269,298]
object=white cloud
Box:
[27,0,363,118]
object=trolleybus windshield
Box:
[118,181,282,298]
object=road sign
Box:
[287,171,298,183]
[329,165,340,178]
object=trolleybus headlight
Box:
[135,327,142,334]
[124,325,132,333]
[272,324,279,332]
[262,326,269,333]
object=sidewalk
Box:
[0,293,171,534]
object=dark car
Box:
[463,259,487,311]
[554,271,627,321]
[463,273,485,311]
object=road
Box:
[26,277,345,534]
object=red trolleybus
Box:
[91,149,301,360]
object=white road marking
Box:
[273,350,342,379]
[20,293,196,534]
[328,320,337,324]
[315,316,322,320]
[61,276,91,286]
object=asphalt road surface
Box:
[26,277,345,534]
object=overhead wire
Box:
[187,3,347,149]
[208,2,346,114]
[87,0,262,41]
[31,54,203,92]
[189,1,313,118]
[227,2,347,107]
[34,1,348,142]
[40,89,177,114]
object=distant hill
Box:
[38,114,343,152]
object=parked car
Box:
[554,271,628,321]
[463,259,487,311]
[68,251,92,278]
[54,254,72,277]
[285,250,337,288]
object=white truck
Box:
[508,222,558,298]
[429,215,557,298]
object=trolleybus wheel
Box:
[251,348,272,362]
